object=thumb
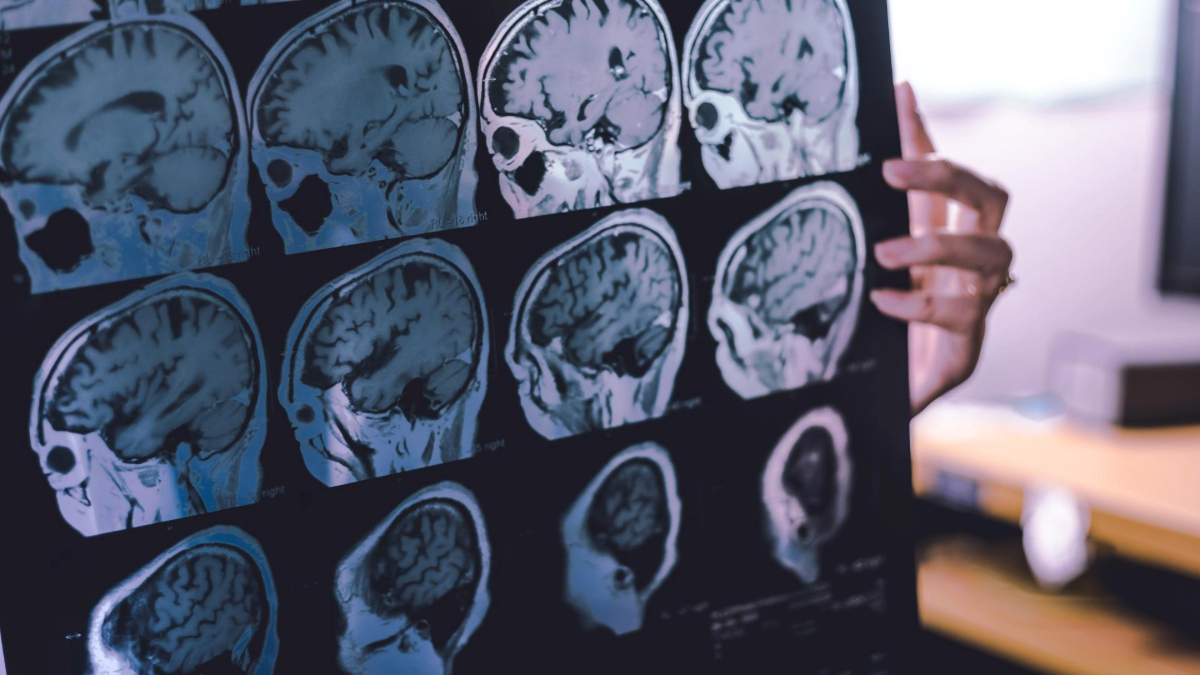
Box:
[896,81,936,158]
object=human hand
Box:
[873,82,1014,415]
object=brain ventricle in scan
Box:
[697,0,848,124]
[302,259,478,417]
[101,545,267,674]
[785,426,837,514]
[728,202,856,339]
[528,230,681,377]
[365,499,480,650]
[47,292,258,463]
[587,459,669,590]
[489,0,670,150]
[256,2,463,178]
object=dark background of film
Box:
[0,1,917,672]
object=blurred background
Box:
[890,1,1200,672]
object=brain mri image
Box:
[562,443,680,635]
[0,16,251,293]
[335,482,489,675]
[709,181,864,399]
[281,238,487,486]
[507,209,687,439]
[248,0,478,253]
[29,274,267,537]
[682,0,859,189]
[87,526,279,675]
[0,0,96,30]
[479,0,682,218]
[762,407,852,584]
[110,0,298,16]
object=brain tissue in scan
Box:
[110,0,300,17]
[709,181,865,399]
[248,0,478,253]
[30,274,267,537]
[0,16,251,293]
[479,0,682,219]
[683,0,859,188]
[88,526,279,675]
[562,443,680,635]
[0,0,95,31]
[763,407,852,584]
[281,238,487,486]
[336,482,489,675]
[507,209,688,440]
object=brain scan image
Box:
[87,526,279,675]
[479,0,682,219]
[110,0,298,17]
[248,0,477,254]
[0,16,251,294]
[30,274,267,537]
[507,209,687,440]
[709,181,864,399]
[682,0,859,189]
[0,0,95,31]
[762,407,851,584]
[562,443,680,635]
[336,482,489,675]
[281,238,487,486]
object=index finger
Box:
[883,157,1009,232]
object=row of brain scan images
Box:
[30,182,865,536]
[0,0,861,292]
[80,411,852,674]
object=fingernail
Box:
[883,160,914,184]
[875,239,910,264]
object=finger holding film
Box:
[875,233,1013,276]
[870,289,984,333]
[882,157,1009,234]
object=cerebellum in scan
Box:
[0,15,251,293]
[507,209,688,439]
[30,273,267,536]
[709,182,865,399]
[561,443,681,635]
[683,0,860,188]
[87,526,279,675]
[479,0,682,218]
[335,482,489,675]
[248,0,478,253]
[762,407,852,584]
[281,238,488,486]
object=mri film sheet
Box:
[0,1,915,673]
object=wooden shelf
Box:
[912,405,1200,579]
[919,537,1200,675]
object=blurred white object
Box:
[890,0,1172,107]
[1023,484,1092,590]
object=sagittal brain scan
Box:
[282,238,487,486]
[110,0,298,16]
[87,526,279,675]
[0,16,251,293]
[248,0,478,253]
[336,482,489,675]
[562,443,680,635]
[709,181,864,399]
[479,0,682,218]
[683,0,859,188]
[763,407,852,584]
[30,274,267,537]
[507,209,687,439]
[0,0,95,31]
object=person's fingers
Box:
[883,157,1009,233]
[894,82,946,231]
[870,289,985,333]
[875,233,1013,276]
[896,81,936,157]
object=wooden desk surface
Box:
[913,405,1200,578]
[920,537,1200,675]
